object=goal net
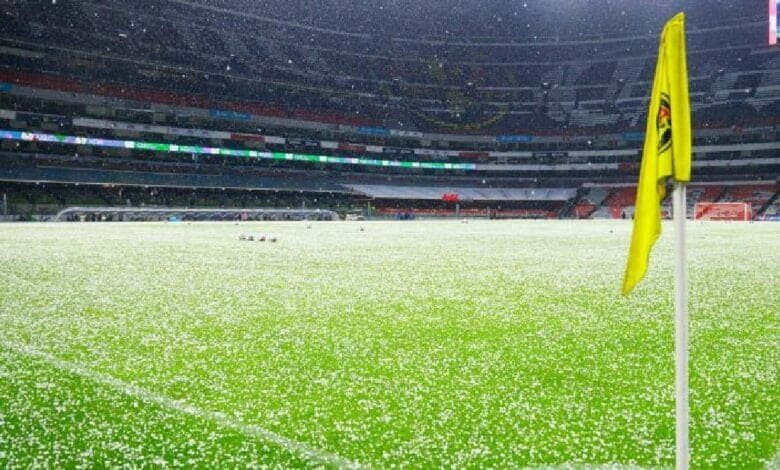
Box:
[693,202,752,221]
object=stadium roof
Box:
[192,0,767,40]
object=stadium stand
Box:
[603,187,638,219]
[719,183,778,216]
[0,0,777,220]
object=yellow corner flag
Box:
[622,13,692,295]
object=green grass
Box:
[0,220,777,468]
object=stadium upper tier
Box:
[1,102,778,178]
[1,0,778,137]
[0,70,777,179]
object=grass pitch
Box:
[0,220,777,468]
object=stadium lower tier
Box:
[1,180,776,222]
[372,199,565,219]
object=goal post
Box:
[693,202,752,221]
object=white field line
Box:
[2,339,774,469]
[0,339,364,469]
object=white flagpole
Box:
[673,182,689,470]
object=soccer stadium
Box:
[0,0,777,468]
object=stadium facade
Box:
[0,0,777,221]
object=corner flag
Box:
[622,12,692,295]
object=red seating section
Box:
[0,69,377,128]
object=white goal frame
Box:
[693,202,752,221]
